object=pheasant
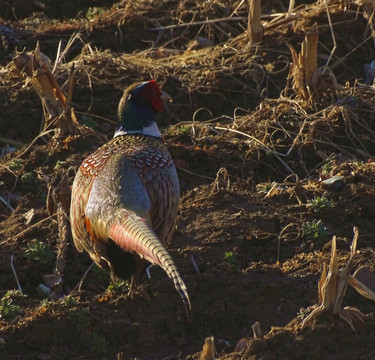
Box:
[70,80,191,319]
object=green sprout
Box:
[85,7,107,20]
[107,280,124,293]
[178,124,191,135]
[302,219,329,242]
[257,182,273,194]
[54,160,65,170]
[223,251,237,265]
[2,290,27,300]
[20,172,34,184]
[62,295,79,307]
[307,196,332,212]
[0,298,20,321]
[223,251,239,271]
[39,298,51,308]
[8,159,22,171]
[24,240,54,264]
[321,162,333,175]
[3,290,27,301]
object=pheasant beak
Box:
[160,91,173,104]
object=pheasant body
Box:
[70,81,191,318]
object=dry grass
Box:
[0,1,374,185]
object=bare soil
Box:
[1,1,375,359]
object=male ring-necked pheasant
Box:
[70,80,191,319]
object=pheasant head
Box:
[116,80,172,137]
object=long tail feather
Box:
[108,214,192,320]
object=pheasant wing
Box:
[129,144,180,245]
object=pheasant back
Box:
[70,133,191,318]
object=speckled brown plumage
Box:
[70,80,191,319]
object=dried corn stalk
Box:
[12,42,80,136]
[288,22,339,104]
[302,227,375,330]
[287,23,319,102]
[248,0,263,45]
[200,336,216,360]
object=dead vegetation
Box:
[1,0,375,359]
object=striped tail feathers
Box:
[108,211,192,321]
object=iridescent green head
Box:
[116,80,172,137]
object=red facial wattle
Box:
[143,80,165,112]
[150,96,164,112]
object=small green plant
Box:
[86,7,107,20]
[257,182,273,194]
[62,295,79,307]
[24,241,54,264]
[39,298,51,308]
[8,159,22,171]
[107,280,124,293]
[0,297,21,320]
[223,251,239,271]
[307,196,332,212]
[321,162,333,175]
[54,160,65,170]
[80,116,98,129]
[20,172,34,184]
[3,290,27,301]
[302,219,329,242]
[223,251,237,265]
[178,124,191,134]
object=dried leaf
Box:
[318,262,327,304]
[24,208,35,225]
[200,336,216,360]
[349,267,375,302]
